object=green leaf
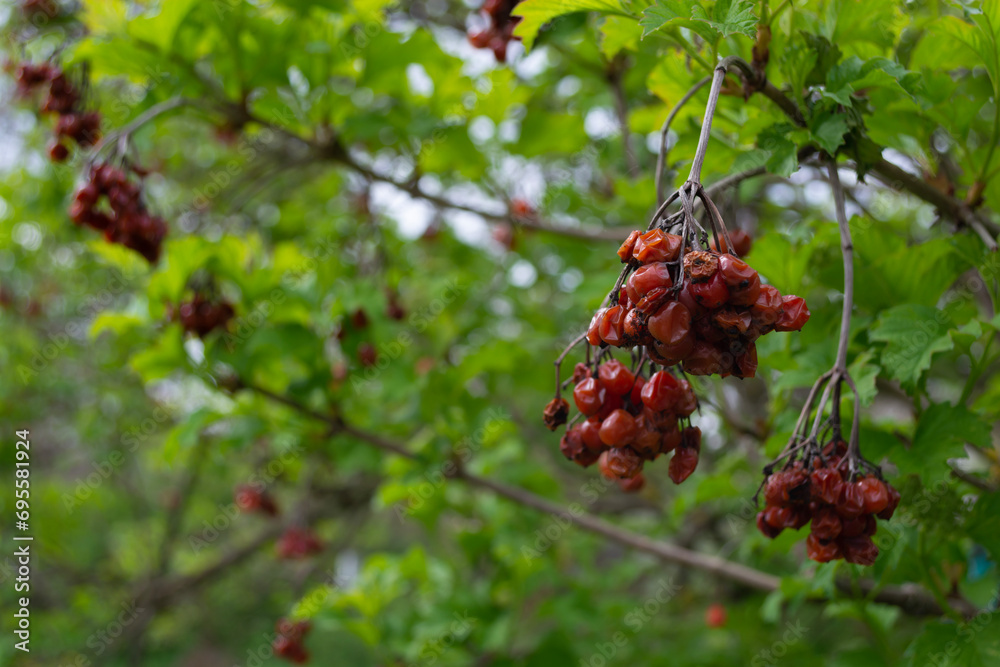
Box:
[757,123,800,177]
[892,403,992,482]
[128,0,200,53]
[968,492,1000,565]
[870,305,954,389]
[811,112,850,154]
[638,0,693,37]
[600,15,642,57]
[690,0,757,38]
[512,0,628,49]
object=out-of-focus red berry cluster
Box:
[172,293,235,338]
[545,360,702,491]
[586,229,809,378]
[756,440,899,566]
[69,164,168,263]
[276,526,323,560]
[468,0,521,62]
[14,62,101,162]
[272,619,311,664]
[235,484,279,517]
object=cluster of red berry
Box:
[272,619,311,664]
[468,0,521,61]
[14,62,101,162]
[69,164,168,263]
[756,440,899,566]
[276,526,324,560]
[546,360,702,490]
[21,0,60,20]
[174,293,236,338]
[234,484,279,516]
[586,230,809,378]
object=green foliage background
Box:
[2,0,1000,665]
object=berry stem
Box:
[554,331,589,399]
[656,75,712,205]
[685,65,728,186]
[828,161,854,376]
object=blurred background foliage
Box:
[1,0,1000,664]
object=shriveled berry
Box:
[571,362,590,384]
[839,515,871,538]
[757,511,783,539]
[599,305,627,346]
[877,484,901,520]
[587,308,607,346]
[601,447,644,479]
[622,308,648,344]
[668,443,698,484]
[689,273,730,308]
[630,418,662,458]
[647,301,692,349]
[683,251,719,283]
[49,142,69,162]
[839,535,879,566]
[573,377,607,416]
[775,295,810,332]
[810,468,844,505]
[717,255,758,289]
[683,341,729,376]
[626,263,673,303]
[660,426,682,453]
[857,477,890,514]
[594,390,623,421]
[836,482,866,518]
[641,370,682,412]
[727,272,762,306]
[598,359,636,396]
[806,533,841,563]
[617,230,641,262]
[674,380,698,416]
[633,230,682,264]
[579,417,605,452]
[599,409,638,447]
[560,428,586,461]
[618,473,645,493]
[711,308,752,337]
[750,285,783,330]
[810,507,842,540]
[543,398,570,431]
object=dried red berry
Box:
[601,447,644,479]
[806,533,841,563]
[836,482,866,519]
[810,468,844,505]
[709,228,753,256]
[598,360,636,396]
[599,409,638,447]
[877,484,901,520]
[839,535,879,566]
[579,417,604,452]
[543,398,570,431]
[599,305,627,346]
[683,251,719,283]
[689,272,730,308]
[617,230,641,263]
[573,377,607,416]
[857,477,890,514]
[618,473,645,493]
[775,295,810,332]
[633,230,682,264]
[641,370,682,412]
[810,507,842,540]
[626,263,673,304]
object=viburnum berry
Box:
[806,533,841,563]
[358,342,378,367]
[683,251,719,283]
[775,295,810,332]
[175,293,235,337]
[543,398,570,431]
[709,228,753,256]
[600,447,644,479]
[667,426,700,484]
[598,305,627,346]
[633,230,682,264]
[626,263,673,304]
[618,473,645,493]
[598,359,635,396]
[599,409,637,447]
[573,377,606,416]
[689,272,730,308]
[617,230,640,263]
[705,604,727,628]
[235,484,279,516]
[579,417,604,452]
[641,370,682,412]
[273,619,311,664]
[276,527,323,559]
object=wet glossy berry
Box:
[599,305,626,346]
[626,263,673,304]
[598,359,636,396]
[857,477,890,514]
[709,228,752,256]
[617,230,640,263]
[775,295,810,332]
[599,409,638,447]
[579,417,605,452]
[640,370,682,412]
[689,272,730,308]
[633,230,682,264]
[600,447,644,479]
[647,301,692,350]
[573,377,607,416]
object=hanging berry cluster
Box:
[546,359,701,491]
[14,62,101,162]
[468,0,521,62]
[173,293,236,338]
[272,619,311,664]
[591,228,809,379]
[757,439,899,565]
[276,526,324,560]
[70,164,168,263]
